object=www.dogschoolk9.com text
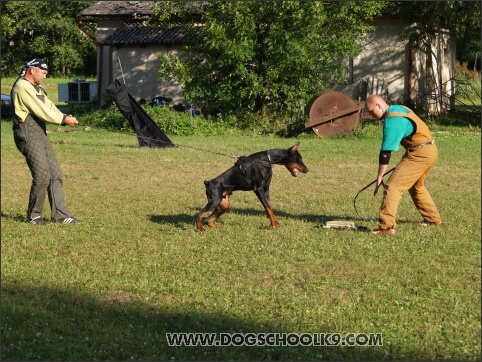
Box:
[166,332,383,347]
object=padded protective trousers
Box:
[378,143,442,229]
[14,118,73,220]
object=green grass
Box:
[1,119,480,361]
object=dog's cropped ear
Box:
[290,142,300,153]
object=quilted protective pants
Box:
[13,118,73,220]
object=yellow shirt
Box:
[11,78,64,125]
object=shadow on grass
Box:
[49,139,143,148]
[149,213,195,228]
[149,207,372,232]
[1,212,26,223]
[1,281,404,361]
[3,210,410,233]
[149,206,356,227]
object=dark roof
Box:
[79,1,155,17]
[103,23,200,45]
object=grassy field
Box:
[1,116,480,360]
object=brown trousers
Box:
[378,143,442,229]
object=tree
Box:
[392,1,481,66]
[155,1,386,126]
[1,1,97,77]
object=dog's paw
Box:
[195,218,206,231]
[204,219,220,228]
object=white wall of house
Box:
[90,20,186,106]
[334,18,407,103]
[109,45,185,104]
[335,18,455,115]
[97,20,125,40]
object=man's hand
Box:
[374,163,389,196]
[374,178,385,196]
[63,115,79,127]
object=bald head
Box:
[365,94,389,120]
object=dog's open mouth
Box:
[290,168,299,177]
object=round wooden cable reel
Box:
[305,91,362,138]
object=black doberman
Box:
[195,143,309,231]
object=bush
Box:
[77,103,240,137]
[455,61,482,100]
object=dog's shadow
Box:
[150,206,418,232]
[149,206,363,230]
[227,207,336,224]
[149,213,195,228]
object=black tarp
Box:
[106,79,174,148]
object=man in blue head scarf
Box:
[10,58,82,224]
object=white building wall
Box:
[334,18,407,103]
[107,45,185,105]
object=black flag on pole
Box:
[106,79,174,148]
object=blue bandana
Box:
[19,58,48,77]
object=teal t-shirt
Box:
[381,105,415,151]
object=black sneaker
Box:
[55,217,83,224]
[27,216,47,225]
